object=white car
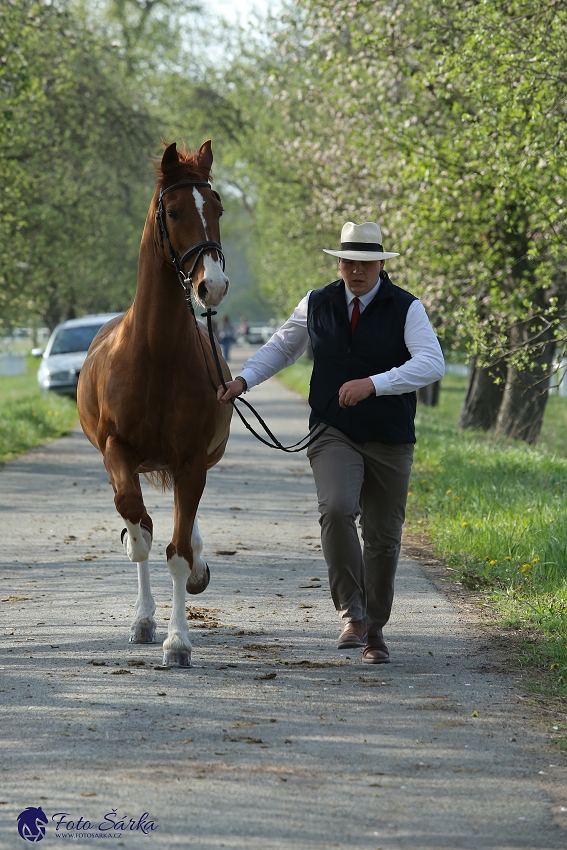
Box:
[33,314,122,396]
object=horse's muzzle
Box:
[199,277,229,308]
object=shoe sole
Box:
[337,638,366,649]
[362,655,390,664]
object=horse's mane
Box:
[155,143,211,190]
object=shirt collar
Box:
[344,277,381,308]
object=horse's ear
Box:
[198,140,213,173]
[161,142,179,168]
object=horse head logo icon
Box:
[17,807,48,842]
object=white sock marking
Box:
[163,553,192,652]
[123,520,152,563]
[131,559,156,629]
[187,517,208,590]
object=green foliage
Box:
[0,0,157,333]
[217,0,567,356]
[0,370,78,462]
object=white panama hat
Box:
[323,221,399,261]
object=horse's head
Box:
[157,141,229,308]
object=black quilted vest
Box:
[307,273,418,444]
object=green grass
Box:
[277,361,567,698]
[0,357,78,462]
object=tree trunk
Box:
[417,380,440,406]
[459,360,506,431]
[494,327,555,445]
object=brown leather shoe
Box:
[362,631,390,664]
[337,619,366,649]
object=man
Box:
[218,221,444,663]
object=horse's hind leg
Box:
[186,516,210,595]
[104,437,156,643]
[130,558,156,644]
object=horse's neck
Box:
[130,232,196,351]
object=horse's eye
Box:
[167,209,179,220]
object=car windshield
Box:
[50,324,104,355]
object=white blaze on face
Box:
[192,187,208,234]
[191,187,229,306]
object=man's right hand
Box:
[217,380,245,404]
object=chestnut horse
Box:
[77,141,232,668]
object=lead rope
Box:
[200,307,340,453]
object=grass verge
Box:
[277,361,567,700]
[0,359,78,463]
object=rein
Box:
[156,179,338,452]
[200,307,339,453]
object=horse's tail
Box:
[143,470,174,491]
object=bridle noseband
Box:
[156,180,226,301]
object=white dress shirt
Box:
[239,279,445,394]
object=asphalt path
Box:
[1,350,566,849]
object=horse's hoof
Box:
[162,649,192,668]
[187,564,210,595]
[129,625,156,643]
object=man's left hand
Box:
[338,378,375,408]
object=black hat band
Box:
[340,241,383,252]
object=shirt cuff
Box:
[239,367,258,390]
[370,373,393,395]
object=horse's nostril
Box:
[198,282,208,303]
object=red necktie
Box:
[350,297,360,334]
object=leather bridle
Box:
[157,179,339,452]
[156,180,226,298]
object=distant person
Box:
[218,221,444,663]
[219,315,234,362]
[238,316,249,343]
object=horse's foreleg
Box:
[104,437,153,561]
[104,437,156,643]
[162,455,208,668]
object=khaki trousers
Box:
[307,426,414,634]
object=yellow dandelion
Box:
[504,556,511,561]
[421,479,427,484]
[521,563,532,573]
[489,559,497,565]
[453,495,461,500]
[550,663,559,669]
[446,489,452,495]
[407,491,413,497]
[417,520,423,526]
[531,557,540,563]
[461,521,468,528]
